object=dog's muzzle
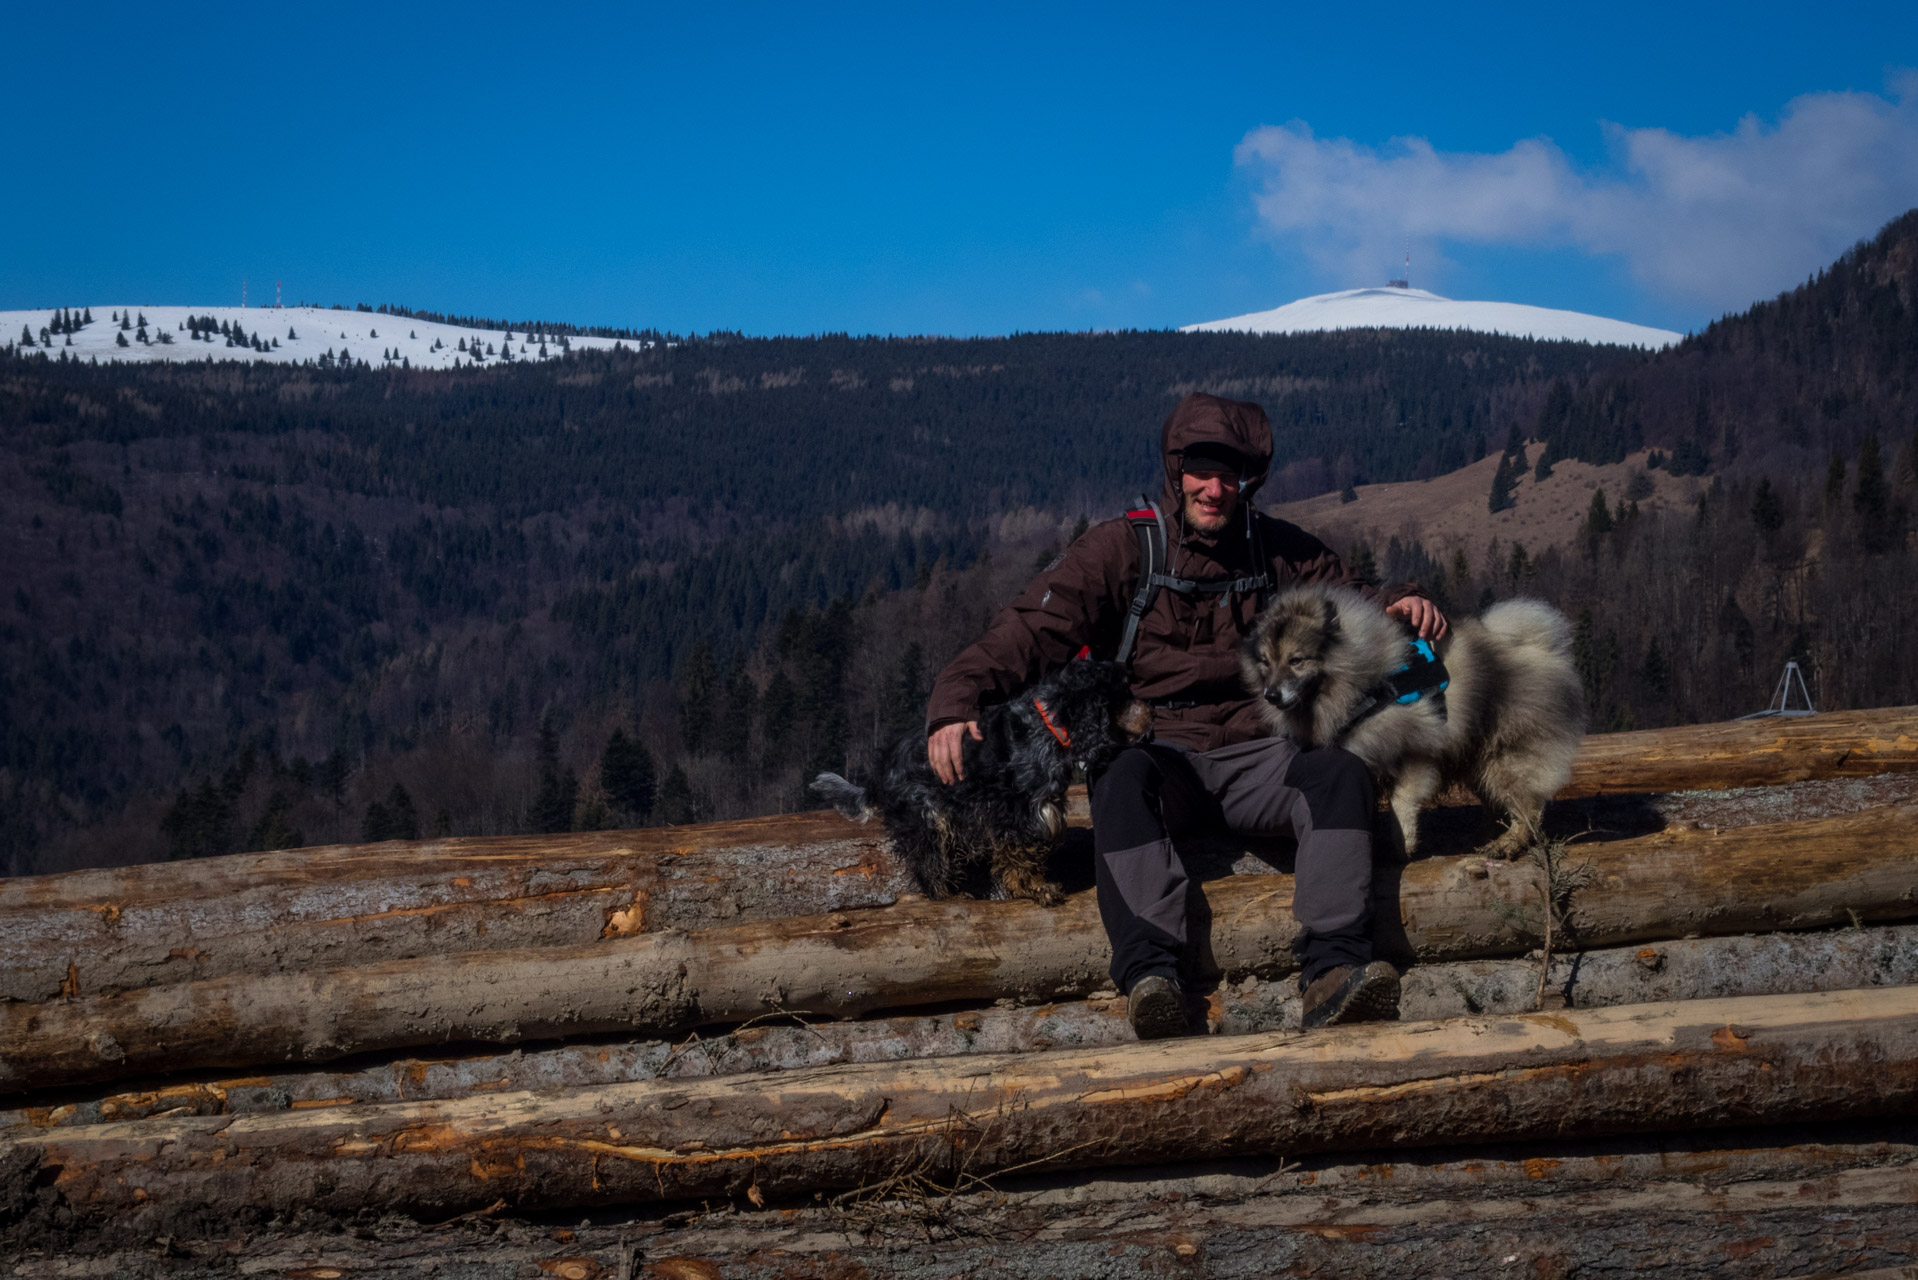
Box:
[1264,684,1300,710]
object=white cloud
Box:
[1236,74,1918,313]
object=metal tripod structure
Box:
[1739,660,1816,719]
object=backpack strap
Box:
[1115,496,1166,667]
[1115,497,1277,664]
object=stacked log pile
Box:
[5,708,1918,1278]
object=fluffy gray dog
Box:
[1241,584,1585,858]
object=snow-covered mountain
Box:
[1,305,650,369]
[1183,287,1683,349]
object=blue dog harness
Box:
[1337,636,1451,742]
[1390,638,1450,705]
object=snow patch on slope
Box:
[1183,287,1683,349]
[1,305,650,369]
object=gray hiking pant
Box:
[1089,737,1380,992]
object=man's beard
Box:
[1182,495,1237,534]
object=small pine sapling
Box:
[116,331,129,347]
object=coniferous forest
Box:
[3,211,1916,876]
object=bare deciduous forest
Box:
[3,212,1915,877]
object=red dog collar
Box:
[1033,698,1072,749]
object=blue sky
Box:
[4,2,1916,337]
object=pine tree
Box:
[160,777,233,860]
[1855,432,1890,551]
[1347,542,1379,586]
[599,728,656,819]
[81,307,93,325]
[656,764,700,825]
[20,324,33,347]
[1639,636,1671,700]
[1487,453,1517,513]
[1586,489,1613,535]
[1824,452,1848,515]
[718,662,758,763]
[531,717,577,833]
[116,331,129,348]
[246,792,304,852]
[679,640,719,754]
[1506,542,1533,586]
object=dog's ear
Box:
[1321,597,1340,638]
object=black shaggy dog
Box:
[811,660,1149,906]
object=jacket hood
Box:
[1159,392,1274,509]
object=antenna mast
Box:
[242,278,247,309]
[275,280,282,309]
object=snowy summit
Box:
[1183,287,1683,349]
[1,304,649,370]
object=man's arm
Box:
[924,520,1135,776]
[1270,516,1448,639]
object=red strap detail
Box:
[1126,509,1155,520]
[1074,645,1091,660]
[1033,698,1072,750]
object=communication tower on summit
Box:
[276,281,282,309]
[242,278,247,309]
[1387,238,1410,290]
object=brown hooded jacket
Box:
[925,392,1426,753]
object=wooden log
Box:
[6,708,1911,1002]
[4,804,1916,1095]
[18,1126,1918,1277]
[13,987,1918,1220]
[1555,706,1918,798]
[0,813,905,1002]
[11,923,1917,1134]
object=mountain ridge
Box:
[1183,286,1683,349]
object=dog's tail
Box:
[808,772,875,822]
[1479,598,1574,657]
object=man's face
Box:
[1180,466,1242,533]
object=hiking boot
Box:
[1300,961,1401,1030]
[1127,974,1188,1040]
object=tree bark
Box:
[6,708,1910,1003]
[1553,706,1918,798]
[13,987,1918,1221]
[0,813,904,1002]
[11,923,1916,1133]
[5,804,1916,1095]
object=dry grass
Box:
[1269,443,1703,560]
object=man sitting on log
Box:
[925,392,1445,1038]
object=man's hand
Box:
[928,721,982,785]
[1386,596,1449,641]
